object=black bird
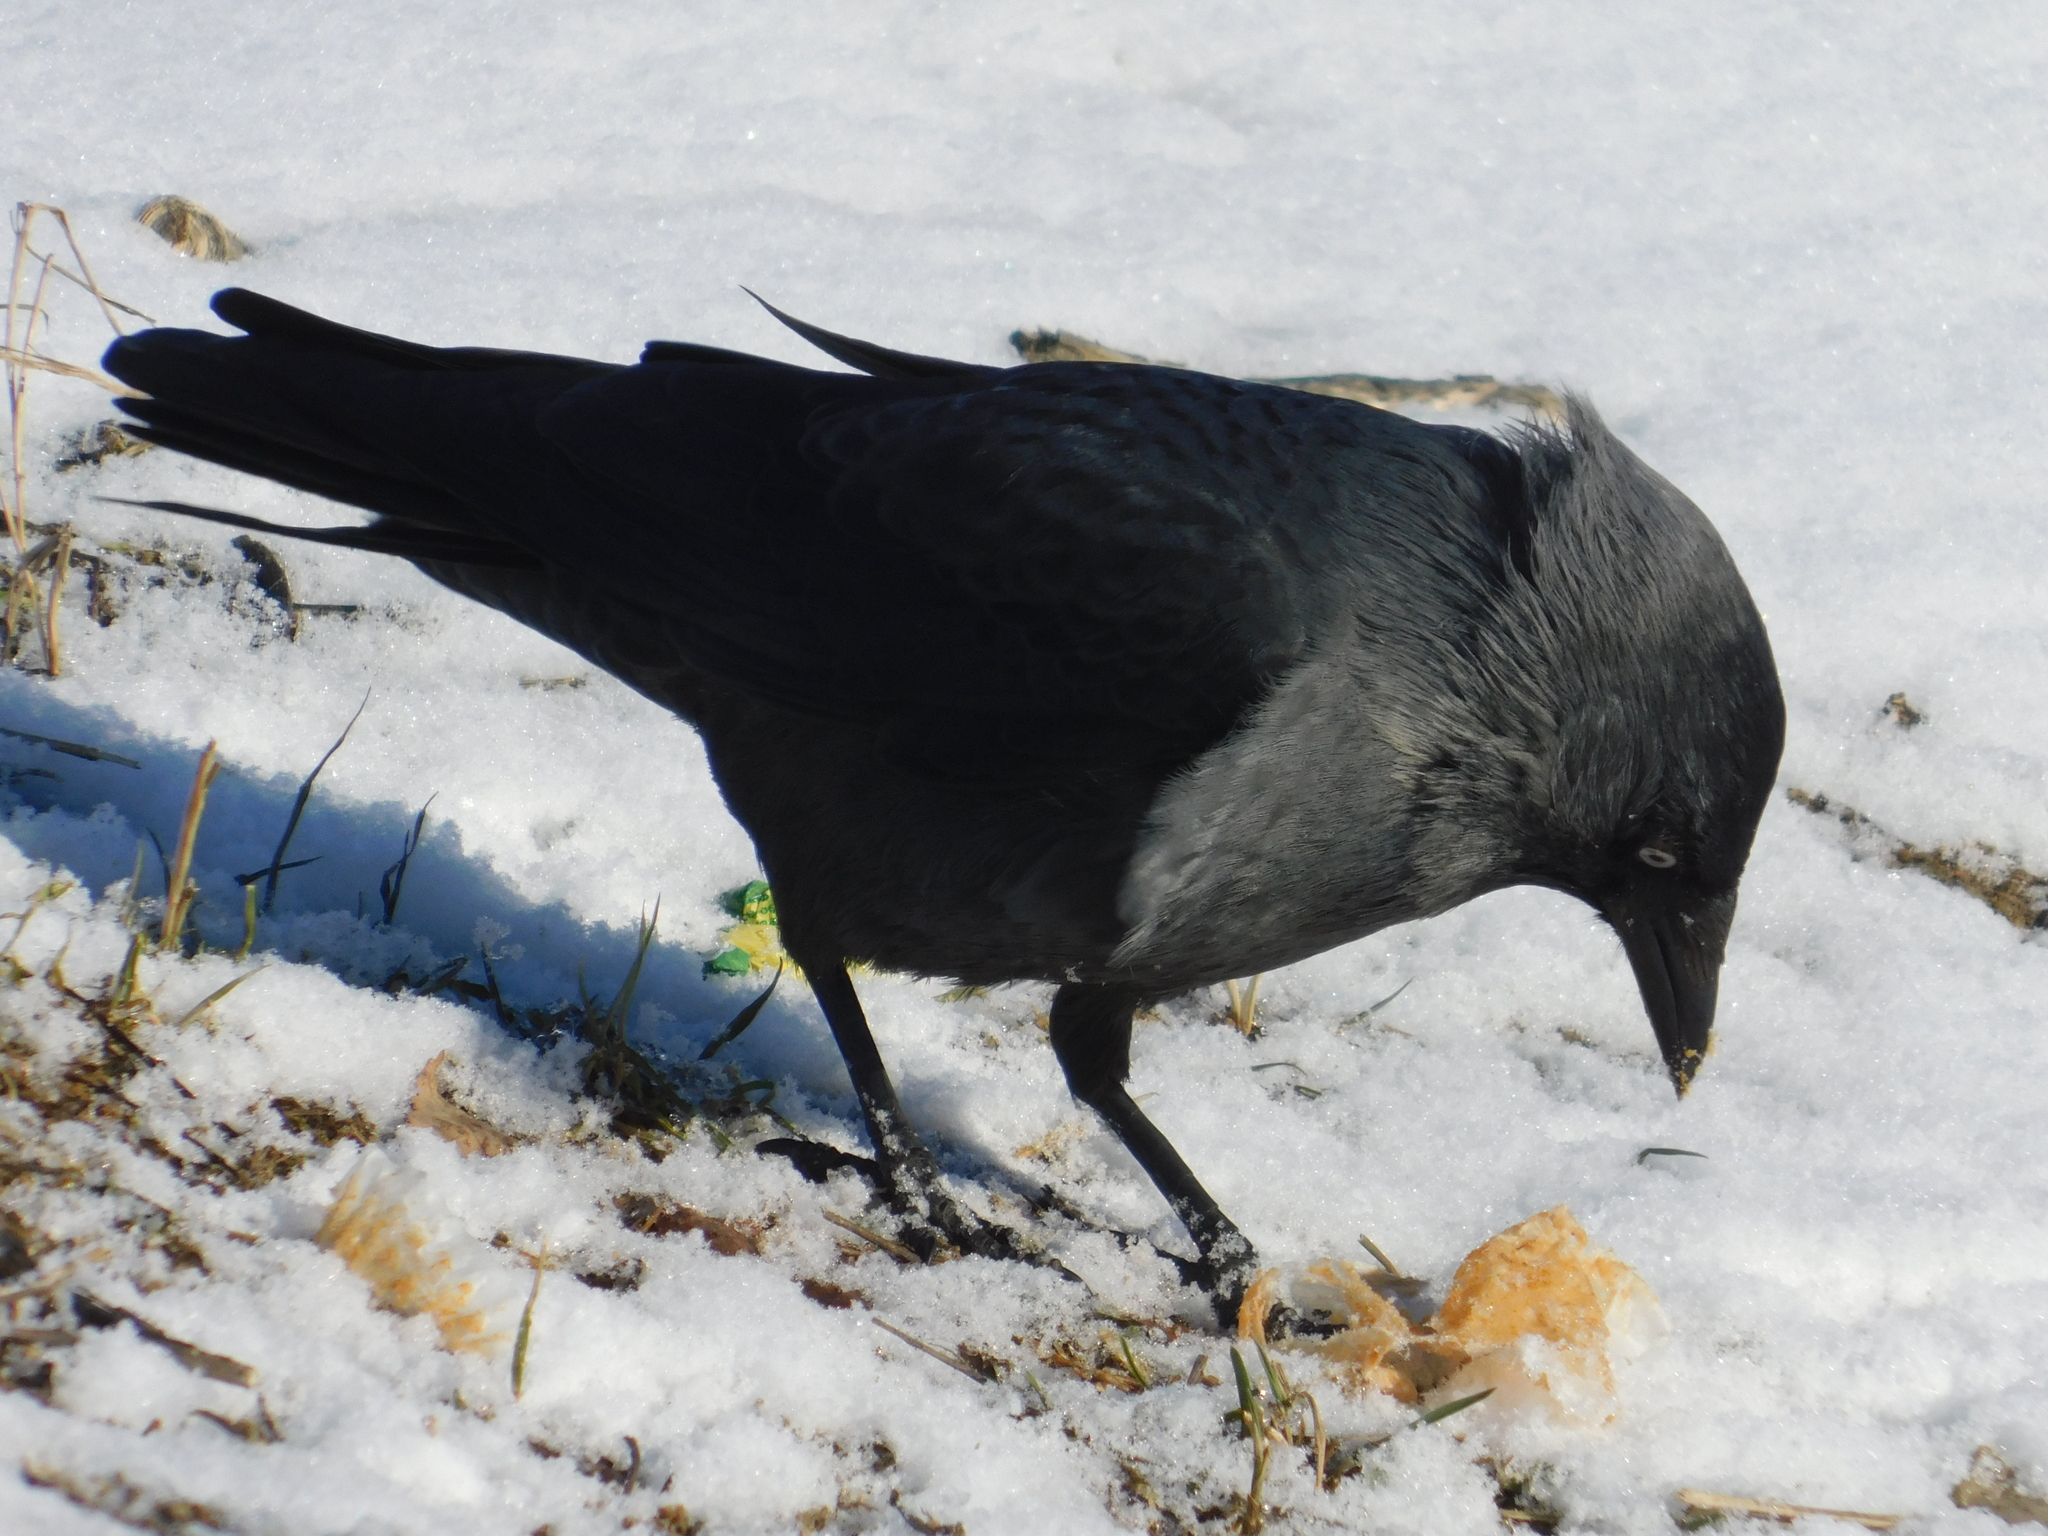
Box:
[101,289,1784,1320]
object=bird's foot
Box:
[759,1133,1064,1274]
[881,1164,1034,1266]
[1162,1218,1260,1331]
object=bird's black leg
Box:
[786,950,1024,1263]
[1048,983,1259,1326]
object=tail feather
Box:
[100,290,612,568]
[207,288,603,375]
[99,497,540,567]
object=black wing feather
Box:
[102,291,1507,779]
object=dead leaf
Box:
[614,1192,763,1255]
[407,1051,512,1156]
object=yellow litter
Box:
[1239,1206,1665,1423]
[316,1148,521,1357]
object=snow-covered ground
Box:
[4,4,2046,1532]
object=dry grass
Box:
[54,419,151,470]
[22,1463,235,1534]
[615,1192,764,1256]
[158,742,222,953]
[1786,787,2048,930]
[1010,328,1566,418]
[405,1050,515,1156]
[2,204,137,677]
[1951,1446,2048,1526]
[1674,1487,1901,1530]
[134,196,249,263]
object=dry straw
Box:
[1,204,133,675]
[1010,328,1566,419]
[135,196,249,262]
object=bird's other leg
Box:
[1048,982,1258,1327]
[786,950,1024,1263]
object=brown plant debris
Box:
[55,419,153,470]
[193,1400,282,1443]
[799,1276,867,1310]
[135,196,249,262]
[180,1130,308,1192]
[889,1488,967,1536]
[873,1317,999,1383]
[822,1208,922,1264]
[406,1051,513,1156]
[1954,1446,2048,1527]
[22,1462,235,1534]
[614,1192,763,1255]
[1011,1119,1089,1165]
[315,1149,517,1356]
[230,535,297,639]
[1240,1207,1663,1420]
[270,1095,377,1146]
[1009,328,1565,417]
[1883,692,1925,729]
[70,1291,258,1387]
[1028,1331,1148,1394]
[1786,788,2048,930]
[1675,1487,1901,1530]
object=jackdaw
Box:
[100,289,1785,1319]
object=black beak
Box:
[1605,889,1736,1095]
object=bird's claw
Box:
[758,1133,1056,1272]
[1166,1221,1260,1331]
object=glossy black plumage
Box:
[102,289,1785,1320]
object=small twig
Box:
[30,205,126,335]
[0,344,120,390]
[71,1291,257,1387]
[18,244,154,320]
[822,1209,922,1264]
[0,1260,80,1308]
[159,741,222,950]
[1356,1231,1405,1278]
[3,211,41,553]
[873,1317,988,1383]
[0,725,142,767]
[1309,1391,1328,1493]
[1675,1488,1902,1531]
[169,966,265,1030]
[41,526,71,673]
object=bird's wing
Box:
[513,358,1496,774]
[105,291,1508,779]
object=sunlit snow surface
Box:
[4,4,2046,1532]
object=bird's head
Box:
[1388,399,1784,1093]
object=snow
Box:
[4,3,2047,1531]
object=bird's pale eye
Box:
[1636,845,1677,870]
